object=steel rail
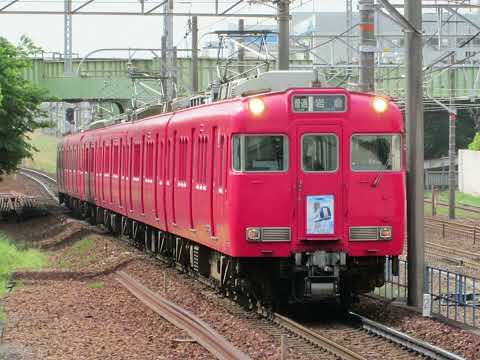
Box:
[425,241,480,261]
[19,167,56,184]
[272,313,366,360]
[425,217,480,234]
[425,198,480,215]
[18,169,58,201]
[348,312,464,360]
[116,271,251,360]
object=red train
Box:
[57,74,405,307]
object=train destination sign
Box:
[292,95,346,113]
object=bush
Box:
[468,132,480,150]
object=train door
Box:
[296,125,343,241]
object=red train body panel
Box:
[57,87,406,303]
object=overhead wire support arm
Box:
[424,31,480,72]
[221,0,243,15]
[444,6,480,31]
[145,0,168,15]
[72,0,95,13]
[0,0,19,12]
[376,0,421,34]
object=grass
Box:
[425,190,480,207]
[69,237,95,255]
[56,237,97,269]
[423,202,473,218]
[0,233,47,296]
[424,190,480,219]
[23,130,59,175]
[87,281,104,289]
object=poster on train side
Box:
[306,195,334,235]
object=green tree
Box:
[424,107,476,159]
[0,36,49,176]
[468,132,480,150]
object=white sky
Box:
[0,0,357,56]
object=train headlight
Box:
[246,227,262,241]
[248,98,265,116]
[372,97,389,114]
[379,226,392,240]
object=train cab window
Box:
[351,134,401,171]
[302,134,338,172]
[232,135,288,172]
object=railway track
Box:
[424,198,480,216]
[19,169,465,360]
[17,167,58,201]
[116,271,251,360]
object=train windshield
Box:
[233,135,288,172]
[350,134,401,171]
[302,134,338,172]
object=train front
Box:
[228,85,406,305]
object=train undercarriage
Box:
[60,193,390,309]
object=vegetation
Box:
[468,132,480,151]
[23,130,59,175]
[0,233,47,296]
[425,190,480,207]
[87,281,105,289]
[424,109,476,159]
[56,237,97,269]
[0,36,50,176]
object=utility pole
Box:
[405,0,425,309]
[191,15,199,93]
[346,0,353,65]
[358,0,375,92]
[163,0,174,100]
[172,46,178,99]
[448,54,457,219]
[238,19,245,77]
[64,0,73,75]
[161,35,168,102]
[277,0,289,70]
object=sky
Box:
[0,0,357,56]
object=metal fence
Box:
[375,258,479,329]
[424,170,457,190]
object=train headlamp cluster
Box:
[246,227,262,241]
[372,97,389,114]
[379,226,392,240]
[248,98,265,116]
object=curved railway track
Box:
[17,167,58,201]
[19,168,464,360]
[116,271,251,360]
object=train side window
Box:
[158,140,164,183]
[146,142,153,180]
[218,135,225,192]
[302,134,338,172]
[232,134,288,172]
[133,143,141,178]
[113,144,119,175]
[178,137,188,186]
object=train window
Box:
[133,143,141,178]
[218,135,225,191]
[178,137,188,185]
[302,134,338,172]
[232,135,288,172]
[113,145,119,175]
[351,134,402,171]
[146,142,154,179]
